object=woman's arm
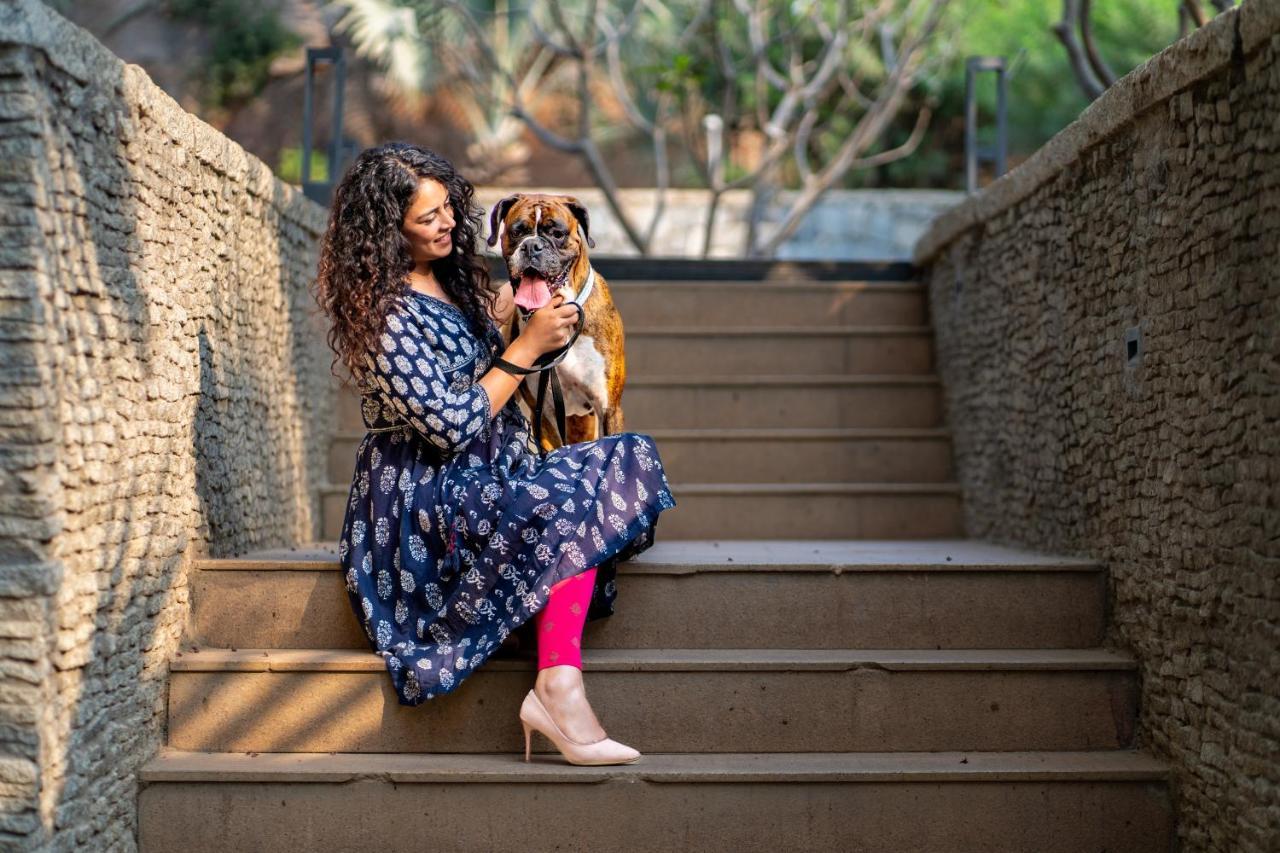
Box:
[365,310,539,454]
[475,340,539,420]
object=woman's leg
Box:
[533,566,608,742]
[536,566,596,670]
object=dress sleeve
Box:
[363,311,494,455]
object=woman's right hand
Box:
[522,292,581,357]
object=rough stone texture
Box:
[914,4,1279,852]
[0,1,330,850]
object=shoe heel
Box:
[522,719,533,762]
[518,688,642,767]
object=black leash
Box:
[491,300,586,456]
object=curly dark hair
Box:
[312,142,498,390]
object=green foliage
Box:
[277,147,330,184]
[863,0,1180,188]
[650,53,703,93]
[162,0,302,112]
[953,0,1174,151]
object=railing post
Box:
[964,56,1008,193]
[302,46,351,206]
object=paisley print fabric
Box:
[338,288,677,705]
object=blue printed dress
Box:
[338,287,677,706]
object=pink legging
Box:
[535,566,597,671]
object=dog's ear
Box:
[487,194,522,247]
[559,195,595,249]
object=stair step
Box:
[621,325,935,374]
[329,427,956,485]
[336,373,944,431]
[319,481,963,540]
[622,373,943,429]
[191,540,1106,651]
[587,257,915,282]
[166,647,1138,753]
[140,745,1172,783]
[138,749,1172,853]
[658,481,962,538]
[607,279,928,326]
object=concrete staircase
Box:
[319,276,963,539]
[138,268,1173,851]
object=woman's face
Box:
[402,178,457,267]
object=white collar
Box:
[564,265,596,307]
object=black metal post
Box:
[302,46,349,205]
[965,56,1008,193]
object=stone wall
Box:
[0,1,330,849]
[913,3,1279,851]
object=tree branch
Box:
[755,0,945,256]
[1052,0,1107,101]
[1080,0,1117,85]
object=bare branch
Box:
[602,22,655,132]
[528,15,580,58]
[515,45,557,105]
[844,99,933,170]
[1182,0,1208,27]
[599,0,712,135]
[1052,0,1107,101]
[836,69,877,111]
[545,0,584,56]
[732,0,789,89]
[644,123,671,249]
[792,106,820,183]
[762,10,849,135]
[509,104,584,153]
[1080,0,1117,84]
[755,0,947,256]
[578,135,651,250]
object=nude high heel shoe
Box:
[519,689,642,766]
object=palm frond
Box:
[326,0,435,91]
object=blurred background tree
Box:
[323,0,954,255]
[160,0,303,120]
[317,0,1185,200]
[871,0,1179,188]
[49,0,1185,194]
[44,0,303,124]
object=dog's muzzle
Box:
[510,237,570,314]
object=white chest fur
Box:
[522,333,608,417]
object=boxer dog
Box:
[487,193,626,452]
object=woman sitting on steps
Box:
[310,141,677,765]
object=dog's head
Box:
[487,193,595,314]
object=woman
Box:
[312,142,676,766]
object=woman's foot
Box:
[533,664,608,743]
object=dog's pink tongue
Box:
[514,274,553,311]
